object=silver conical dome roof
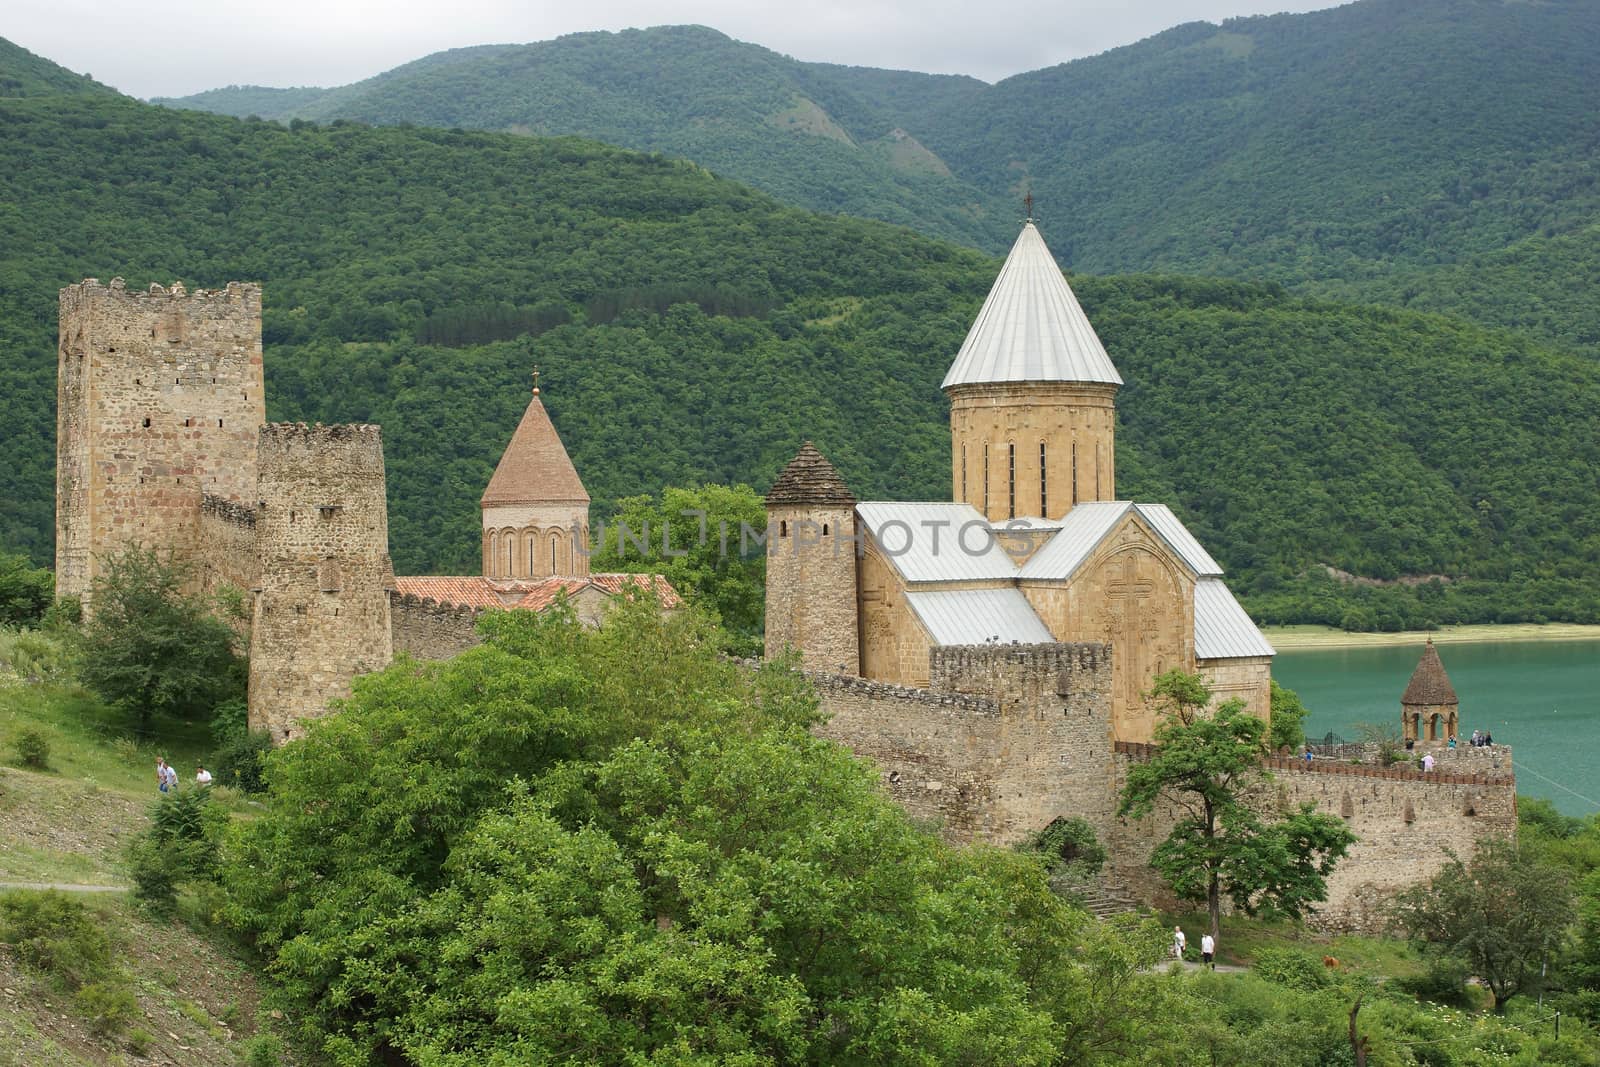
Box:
[942,222,1123,389]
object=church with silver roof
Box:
[764,219,1274,744]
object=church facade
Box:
[766,220,1273,744]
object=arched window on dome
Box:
[1039,441,1047,517]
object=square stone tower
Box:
[56,278,264,603]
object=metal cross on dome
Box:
[532,364,541,395]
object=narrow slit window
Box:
[1071,442,1078,505]
[983,444,990,514]
[960,444,967,501]
[1039,442,1048,516]
[1007,443,1016,519]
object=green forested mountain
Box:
[0,37,120,98]
[3,62,1598,626]
[155,27,1003,251]
[156,0,1600,356]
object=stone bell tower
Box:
[1402,638,1460,743]
[764,443,859,674]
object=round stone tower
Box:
[942,220,1122,522]
[764,442,859,674]
[1402,637,1460,742]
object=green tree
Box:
[1393,836,1573,1011]
[220,598,1102,1064]
[1118,672,1357,942]
[590,483,769,654]
[1268,679,1310,753]
[74,550,244,730]
[0,549,52,627]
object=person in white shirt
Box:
[1200,933,1216,969]
[1422,753,1435,773]
[1172,926,1186,960]
[195,765,213,787]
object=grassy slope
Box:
[0,660,297,1065]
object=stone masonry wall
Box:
[765,505,859,674]
[196,495,259,594]
[390,593,484,660]
[814,642,1114,843]
[1108,744,1517,933]
[247,424,393,741]
[56,278,264,604]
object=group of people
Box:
[1171,926,1217,970]
[154,757,212,792]
[1468,730,1494,747]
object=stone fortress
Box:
[762,219,1516,929]
[54,277,674,741]
[55,218,1514,930]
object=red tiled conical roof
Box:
[482,393,589,507]
[766,442,855,507]
[1401,639,1459,706]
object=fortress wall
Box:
[391,593,484,660]
[812,641,1115,843]
[1108,746,1517,934]
[196,494,258,593]
[56,279,264,603]
[247,423,393,741]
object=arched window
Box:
[961,444,967,501]
[523,530,539,578]
[780,519,788,537]
[501,528,514,578]
[485,529,497,576]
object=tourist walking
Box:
[1172,926,1186,961]
[195,765,213,787]
[156,757,172,793]
[1201,933,1216,970]
[1422,752,1435,773]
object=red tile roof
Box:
[393,573,681,612]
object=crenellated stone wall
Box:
[196,494,258,594]
[391,593,484,660]
[247,423,393,741]
[814,642,1115,843]
[55,278,264,605]
[1107,743,1517,932]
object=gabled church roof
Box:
[905,588,1054,646]
[856,502,1019,582]
[1018,501,1223,581]
[1402,639,1459,706]
[941,222,1123,390]
[1194,579,1276,659]
[482,392,589,507]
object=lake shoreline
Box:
[1263,623,1600,650]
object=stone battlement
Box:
[259,422,385,465]
[200,493,257,529]
[1115,741,1514,786]
[806,669,999,714]
[62,277,261,304]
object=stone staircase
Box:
[1053,874,1140,918]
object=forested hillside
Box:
[156,0,1600,355]
[3,69,1598,626]
[157,27,1003,251]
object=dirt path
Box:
[0,880,126,893]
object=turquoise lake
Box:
[1272,640,1600,816]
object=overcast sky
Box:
[9,0,1346,100]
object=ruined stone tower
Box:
[480,380,590,580]
[1402,638,1460,742]
[55,278,264,603]
[764,443,859,673]
[247,423,394,741]
[942,222,1121,522]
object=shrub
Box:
[13,727,50,769]
[126,1027,154,1055]
[1251,948,1332,992]
[75,980,139,1036]
[241,1034,284,1067]
[212,726,273,794]
[1395,953,1474,1007]
[1027,816,1107,878]
[0,889,114,989]
[129,788,226,912]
